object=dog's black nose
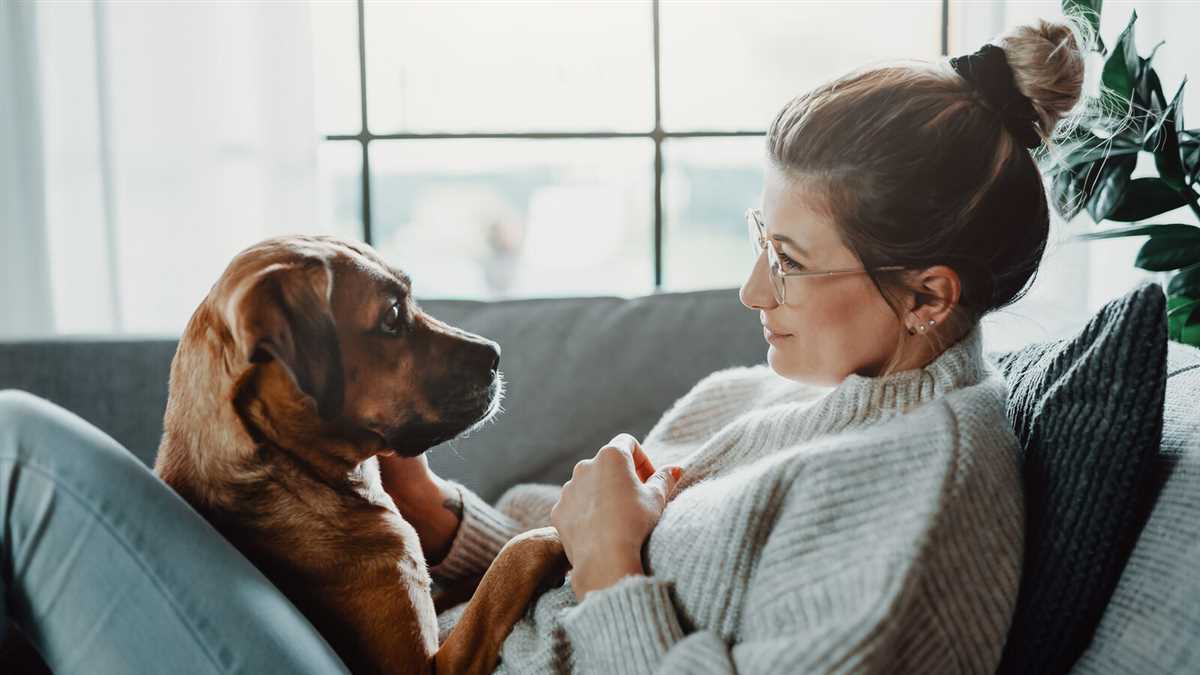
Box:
[486,341,501,372]
[468,339,500,373]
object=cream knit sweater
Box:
[431,326,1023,674]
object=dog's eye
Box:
[379,302,403,335]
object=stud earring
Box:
[909,316,936,336]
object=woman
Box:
[385,18,1085,674]
[0,19,1084,675]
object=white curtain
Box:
[2,0,55,337]
[9,0,328,335]
[8,0,1198,341]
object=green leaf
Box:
[1135,61,1167,116]
[1186,141,1200,186]
[1176,320,1200,346]
[1179,133,1199,188]
[1168,296,1200,317]
[1167,295,1200,344]
[1052,170,1083,219]
[1135,231,1200,271]
[1168,263,1200,296]
[1052,159,1106,220]
[1079,223,1200,240]
[1054,133,1140,172]
[1102,12,1139,102]
[1108,178,1191,221]
[1086,153,1138,221]
[1151,80,1188,190]
[1144,40,1165,66]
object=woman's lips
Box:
[763,326,793,342]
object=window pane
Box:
[370,139,653,299]
[309,0,361,135]
[318,141,364,243]
[364,0,654,133]
[662,137,765,291]
[660,1,942,131]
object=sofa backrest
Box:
[0,289,765,500]
[412,290,766,499]
[0,337,177,466]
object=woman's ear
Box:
[907,265,961,327]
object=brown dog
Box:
[154,235,566,675]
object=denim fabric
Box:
[0,390,349,675]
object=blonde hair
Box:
[997,18,1088,143]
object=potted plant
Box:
[1049,0,1200,344]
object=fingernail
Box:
[671,467,683,480]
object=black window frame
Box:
[325,0,950,289]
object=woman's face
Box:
[740,163,906,385]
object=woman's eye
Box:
[778,252,803,271]
[380,302,403,335]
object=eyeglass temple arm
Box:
[777,265,907,278]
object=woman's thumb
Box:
[647,466,683,500]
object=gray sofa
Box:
[1,288,1197,673]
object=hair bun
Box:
[997,19,1087,140]
[950,44,1042,148]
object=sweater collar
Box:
[827,324,988,419]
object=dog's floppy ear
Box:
[225,262,345,420]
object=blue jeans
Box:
[0,390,350,674]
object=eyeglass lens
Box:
[746,210,787,305]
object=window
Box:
[24,0,1186,340]
[323,0,943,300]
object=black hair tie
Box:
[950,44,1042,149]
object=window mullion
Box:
[356,0,372,245]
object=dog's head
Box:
[200,235,501,463]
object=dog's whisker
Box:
[443,440,466,460]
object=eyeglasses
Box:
[746,208,905,305]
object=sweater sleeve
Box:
[427,481,522,582]
[428,481,563,582]
[561,403,1023,674]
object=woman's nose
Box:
[740,252,779,311]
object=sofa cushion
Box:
[1069,341,1200,674]
[993,282,1167,675]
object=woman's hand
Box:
[551,434,682,602]
[378,453,462,565]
